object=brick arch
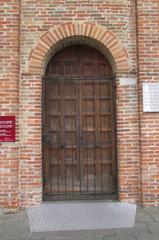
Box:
[27,23,129,74]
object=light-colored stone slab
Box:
[119,77,137,86]
[150,213,159,222]
[103,234,135,240]
[147,222,159,234]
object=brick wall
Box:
[0,0,20,209]
[19,0,140,207]
[0,0,158,209]
[137,0,159,206]
[21,0,136,74]
[116,80,140,202]
[19,74,42,207]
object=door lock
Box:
[43,133,51,143]
[60,144,65,148]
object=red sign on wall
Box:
[0,116,15,142]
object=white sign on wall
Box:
[143,82,159,112]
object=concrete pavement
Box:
[0,206,159,240]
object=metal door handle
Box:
[60,144,65,148]
[43,133,51,143]
[79,133,83,140]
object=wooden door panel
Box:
[43,45,116,200]
[47,45,112,77]
[49,101,60,114]
[64,61,77,75]
[43,79,116,197]
[81,63,95,76]
[50,61,61,75]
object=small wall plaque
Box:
[0,116,15,142]
[143,82,159,112]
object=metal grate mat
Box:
[27,202,136,233]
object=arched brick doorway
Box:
[43,45,117,200]
[19,23,140,208]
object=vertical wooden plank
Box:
[78,80,83,194]
[93,81,97,195]
[110,77,117,191]
[59,80,65,192]
[95,82,101,186]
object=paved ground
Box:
[0,205,159,240]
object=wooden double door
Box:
[43,45,117,200]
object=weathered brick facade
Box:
[0,0,159,209]
[137,0,159,205]
[0,0,20,209]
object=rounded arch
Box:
[27,23,130,75]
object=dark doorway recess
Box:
[43,45,117,200]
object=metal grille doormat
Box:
[27,202,137,232]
